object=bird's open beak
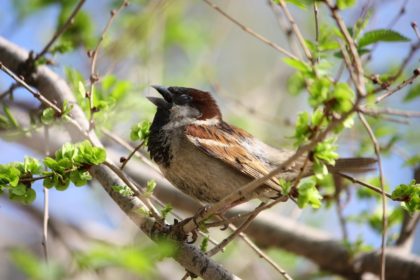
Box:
[147,85,173,109]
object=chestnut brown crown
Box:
[149,86,222,120]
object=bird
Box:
[147,85,374,204]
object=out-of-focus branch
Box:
[236,210,420,280]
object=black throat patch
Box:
[148,107,172,167]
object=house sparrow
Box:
[147,86,374,203]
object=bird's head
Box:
[148,86,222,124]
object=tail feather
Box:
[329,157,377,173]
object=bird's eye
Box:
[174,94,192,105]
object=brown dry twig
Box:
[202,0,298,60]
[375,68,420,103]
[34,0,87,61]
[87,0,129,130]
[358,113,387,280]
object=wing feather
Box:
[185,124,282,191]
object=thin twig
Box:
[120,141,144,170]
[206,207,262,257]
[101,128,158,172]
[412,21,420,40]
[337,173,392,200]
[202,0,297,59]
[0,63,61,112]
[375,69,420,103]
[34,0,86,61]
[87,0,129,130]
[267,0,301,58]
[42,126,50,264]
[324,0,366,96]
[0,62,90,138]
[0,83,20,100]
[237,230,292,279]
[358,113,387,280]
[313,1,320,64]
[103,160,161,220]
[359,107,420,119]
[276,0,312,62]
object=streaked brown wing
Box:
[185,124,281,191]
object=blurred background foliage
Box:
[0,0,419,279]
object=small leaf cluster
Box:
[297,177,323,209]
[43,141,106,190]
[130,120,151,143]
[0,157,41,204]
[40,101,73,126]
[312,138,339,180]
[0,141,106,204]
[391,180,420,215]
[112,185,134,198]
[66,69,133,127]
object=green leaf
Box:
[70,171,92,187]
[287,72,306,95]
[53,174,70,191]
[23,157,43,174]
[308,77,331,107]
[294,111,311,145]
[112,185,134,197]
[145,180,156,197]
[358,29,409,48]
[41,107,56,125]
[283,57,311,73]
[200,235,209,252]
[160,204,173,219]
[297,178,323,209]
[403,83,420,102]
[50,40,73,54]
[313,138,338,165]
[391,180,420,215]
[331,82,354,113]
[78,81,86,98]
[23,188,36,204]
[278,178,292,195]
[405,154,420,167]
[3,104,19,128]
[130,120,151,142]
[337,0,356,9]
[59,9,95,48]
[0,165,21,187]
[10,248,64,279]
[74,140,106,165]
[43,157,59,171]
[312,160,328,180]
[11,183,27,196]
